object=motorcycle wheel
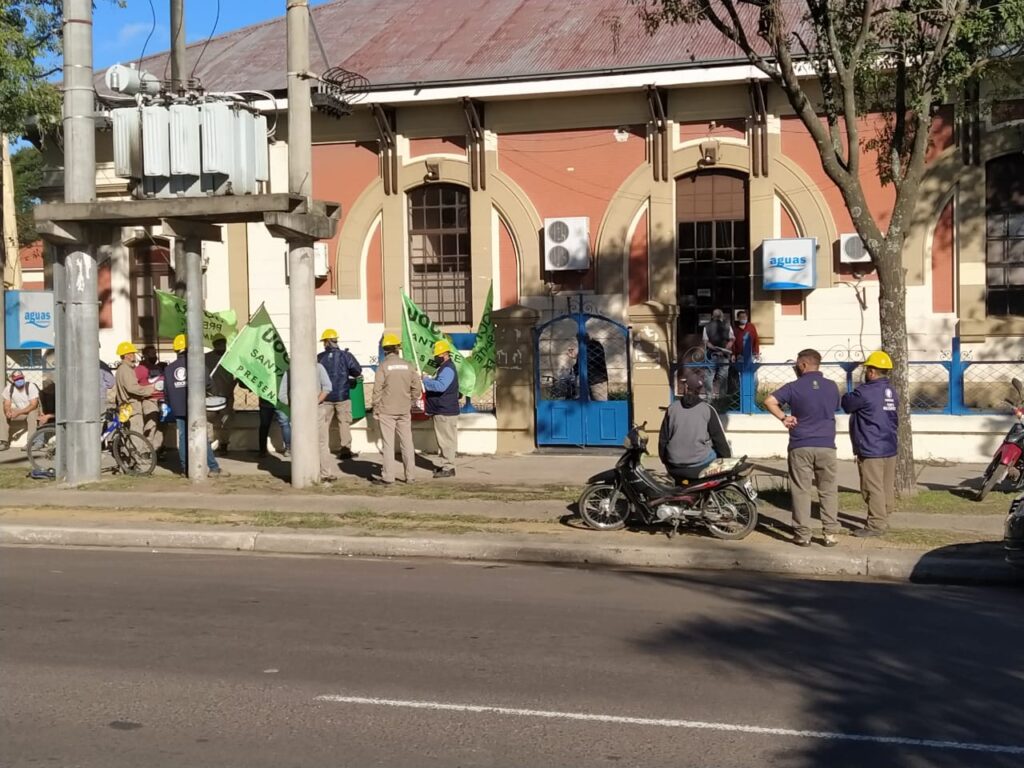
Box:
[27,425,58,473]
[977,464,1008,501]
[705,485,758,540]
[111,430,156,476]
[577,483,630,530]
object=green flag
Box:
[215,304,289,413]
[155,289,238,349]
[400,291,476,397]
[469,283,496,398]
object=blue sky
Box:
[93,0,335,70]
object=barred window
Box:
[986,156,1024,317]
[129,241,177,353]
[408,184,471,325]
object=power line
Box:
[136,0,157,69]
[191,0,221,80]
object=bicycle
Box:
[28,403,157,477]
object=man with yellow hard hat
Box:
[371,332,421,485]
[113,340,158,445]
[421,339,460,478]
[317,328,364,471]
[842,350,899,537]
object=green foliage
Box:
[0,1,63,136]
[11,146,43,245]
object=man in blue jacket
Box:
[842,350,899,537]
[422,340,459,478]
[317,329,363,466]
[164,334,224,478]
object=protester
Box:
[731,309,760,359]
[164,334,225,477]
[659,373,730,483]
[317,328,363,461]
[113,341,160,447]
[257,398,291,458]
[277,363,333,475]
[763,349,842,547]
[371,332,421,485]
[99,360,116,411]
[136,345,165,451]
[422,339,460,478]
[842,350,899,537]
[205,335,235,455]
[0,371,41,451]
[702,309,734,401]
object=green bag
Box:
[350,378,366,422]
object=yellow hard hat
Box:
[433,339,452,356]
[172,334,187,352]
[320,328,339,342]
[116,341,138,358]
[863,350,894,370]
[381,332,401,348]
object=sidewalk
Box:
[0,451,1016,584]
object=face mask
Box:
[738,321,747,328]
[433,356,445,366]
[325,340,338,349]
[13,380,25,389]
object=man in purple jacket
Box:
[764,349,842,548]
[842,350,899,537]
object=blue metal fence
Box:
[673,336,1024,416]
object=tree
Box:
[636,0,1024,493]
[12,146,43,245]
[0,1,63,137]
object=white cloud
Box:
[117,21,159,45]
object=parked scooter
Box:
[577,423,759,540]
[976,378,1024,501]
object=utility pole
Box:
[285,0,318,488]
[169,0,187,91]
[60,0,100,485]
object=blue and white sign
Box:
[762,238,817,291]
[5,290,55,349]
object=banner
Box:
[156,289,238,348]
[215,304,289,413]
[469,283,496,398]
[400,291,476,397]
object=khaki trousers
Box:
[432,414,458,471]
[318,401,350,479]
[0,409,37,444]
[129,408,163,452]
[858,456,897,532]
[788,446,840,540]
[376,411,416,483]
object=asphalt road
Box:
[2,548,1023,768]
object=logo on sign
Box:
[24,311,51,329]
[768,256,808,273]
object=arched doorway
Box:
[675,170,750,340]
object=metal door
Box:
[535,313,630,447]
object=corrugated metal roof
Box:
[96,0,802,97]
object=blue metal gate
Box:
[535,312,630,447]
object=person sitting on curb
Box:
[842,350,900,538]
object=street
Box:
[2,548,1022,768]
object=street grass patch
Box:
[0,468,38,489]
[755,486,1006,516]
[875,527,991,549]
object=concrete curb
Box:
[1,524,1021,585]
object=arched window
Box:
[408,183,471,325]
[985,155,1024,317]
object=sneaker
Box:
[432,468,456,479]
[852,527,884,538]
[209,469,230,478]
[793,536,812,548]
[320,474,338,483]
[370,476,393,486]
[822,533,839,548]
[282,448,290,458]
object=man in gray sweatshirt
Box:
[659,377,731,482]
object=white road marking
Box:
[315,694,1024,756]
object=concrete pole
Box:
[183,238,207,482]
[52,252,67,479]
[169,0,187,91]
[286,0,318,488]
[61,0,100,485]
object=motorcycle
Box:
[576,422,759,540]
[976,378,1024,501]
[1004,490,1024,570]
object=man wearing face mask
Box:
[114,341,157,443]
[1,371,41,451]
[764,349,842,548]
[731,310,760,360]
[422,339,460,478]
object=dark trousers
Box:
[258,402,291,452]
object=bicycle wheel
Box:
[27,425,58,473]
[111,429,156,476]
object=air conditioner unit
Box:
[544,216,590,271]
[839,233,872,264]
[314,242,329,278]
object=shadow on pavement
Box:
[624,570,1024,767]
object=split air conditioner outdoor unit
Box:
[839,233,872,264]
[314,242,330,278]
[543,216,590,271]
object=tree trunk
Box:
[874,240,916,496]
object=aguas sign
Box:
[762,238,817,291]
[4,290,55,349]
